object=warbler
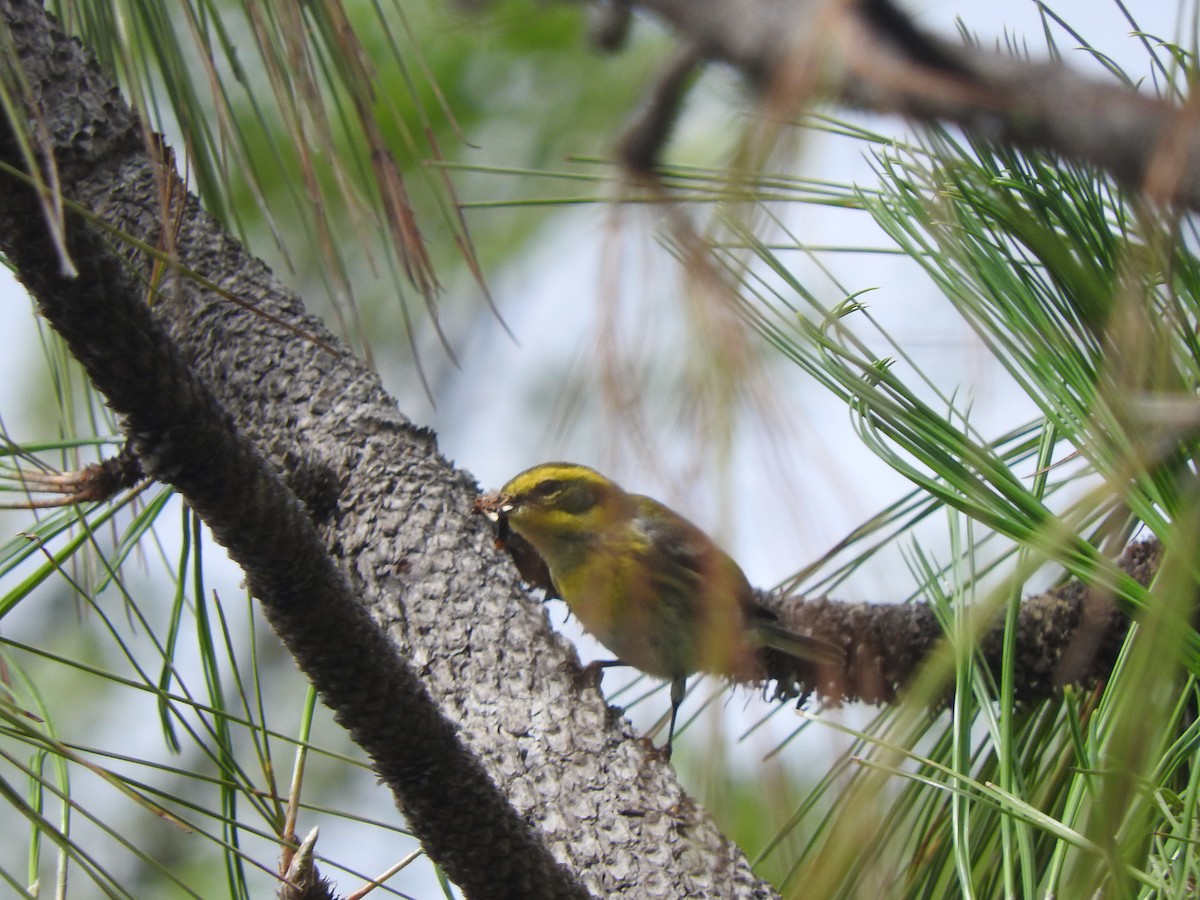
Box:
[478,462,842,758]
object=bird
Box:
[478,461,842,758]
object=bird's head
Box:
[479,462,630,556]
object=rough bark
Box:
[0,1,784,897]
[760,539,1159,706]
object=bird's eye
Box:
[530,479,564,501]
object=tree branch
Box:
[756,540,1158,705]
[0,1,783,896]
[617,0,1200,208]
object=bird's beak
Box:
[474,491,515,522]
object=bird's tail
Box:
[755,617,844,668]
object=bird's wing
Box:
[629,495,718,591]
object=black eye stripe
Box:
[530,479,564,500]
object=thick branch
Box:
[0,1,779,897]
[0,7,591,899]
[756,540,1159,705]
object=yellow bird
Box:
[479,462,842,758]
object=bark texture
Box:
[761,540,1158,706]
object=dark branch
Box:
[618,0,1200,209]
[757,540,1160,705]
[0,8,590,898]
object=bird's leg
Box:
[664,675,687,761]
